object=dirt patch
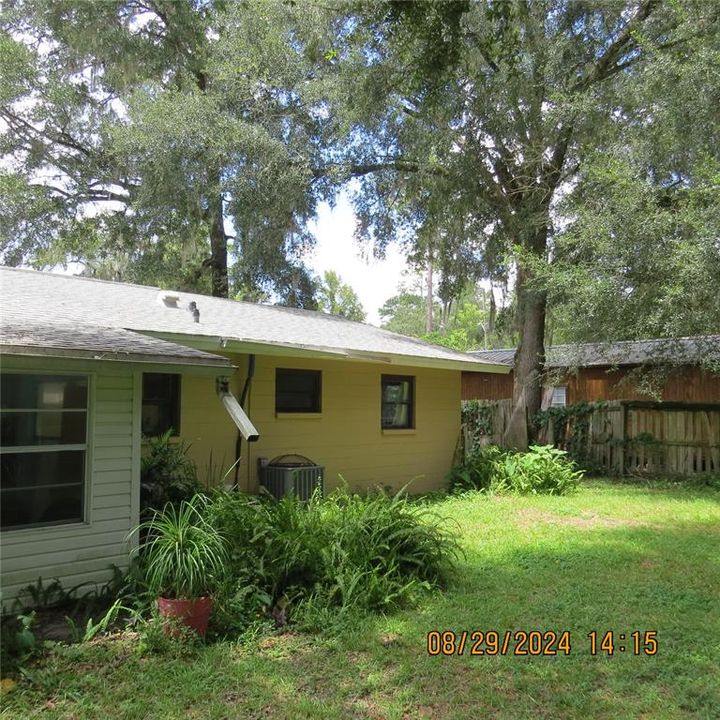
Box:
[257,632,302,652]
[379,632,401,647]
[349,697,387,720]
[515,508,646,530]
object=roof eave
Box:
[140,331,511,373]
[0,345,235,373]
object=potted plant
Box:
[139,495,227,638]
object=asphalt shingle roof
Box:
[0,268,505,371]
[0,321,233,367]
[469,336,720,368]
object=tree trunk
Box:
[195,72,229,299]
[488,283,496,336]
[502,228,548,450]
[208,188,228,298]
[425,258,433,333]
[441,299,451,330]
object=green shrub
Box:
[0,612,39,676]
[141,430,201,518]
[447,444,505,491]
[205,487,460,633]
[449,444,582,496]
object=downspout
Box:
[235,354,256,489]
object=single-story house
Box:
[0,266,507,601]
[462,337,720,405]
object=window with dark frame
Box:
[275,369,321,413]
[1,373,88,531]
[142,373,181,436]
[381,375,415,429]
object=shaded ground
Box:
[2,479,719,719]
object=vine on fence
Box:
[534,401,608,470]
[461,400,496,437]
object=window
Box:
[275,369,321,413]
[142,373,181,436]
[1,373,88,530]
[550,386,567,407]
[381,375,415,429]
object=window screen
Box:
[275,369,321,413]
[381,375,415,429]
[1,373,88,530]
[551,386,567,407]
[142,373,181,436]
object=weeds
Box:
[449,444,583,495]
[137,611,203,656]
[0,612,39,676]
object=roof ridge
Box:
[0,266,382,328]
[0,265,165,293]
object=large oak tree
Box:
[326,0,720,445]
[1,0,333,302]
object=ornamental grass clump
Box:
[139,496,228,600]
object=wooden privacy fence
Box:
[588,401,720,475]
[461,399,513,451]
[461,399,720,475]
[548,400,720,475]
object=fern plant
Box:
[140,430,201,518]
[449,444,582,495]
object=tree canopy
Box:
[0,0,333,301]
[379,280,515,351]
[316,270,366,321]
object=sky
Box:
[305,193,410,326]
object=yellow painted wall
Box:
[178,371,244,489]
[177,354,461,494]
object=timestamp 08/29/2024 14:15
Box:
[426,630,658,657]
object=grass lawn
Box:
[2,479,719,719]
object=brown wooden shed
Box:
[462,336,720,405]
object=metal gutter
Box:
[0,347,234,373]
[140,332,511,374]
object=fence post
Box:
[619,403,627,475]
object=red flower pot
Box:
[157,596,213,638]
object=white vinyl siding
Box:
[0,365,138,603]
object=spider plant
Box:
[139,496,228,600]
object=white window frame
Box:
[0,371,92,532]
[550,386,568,407]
